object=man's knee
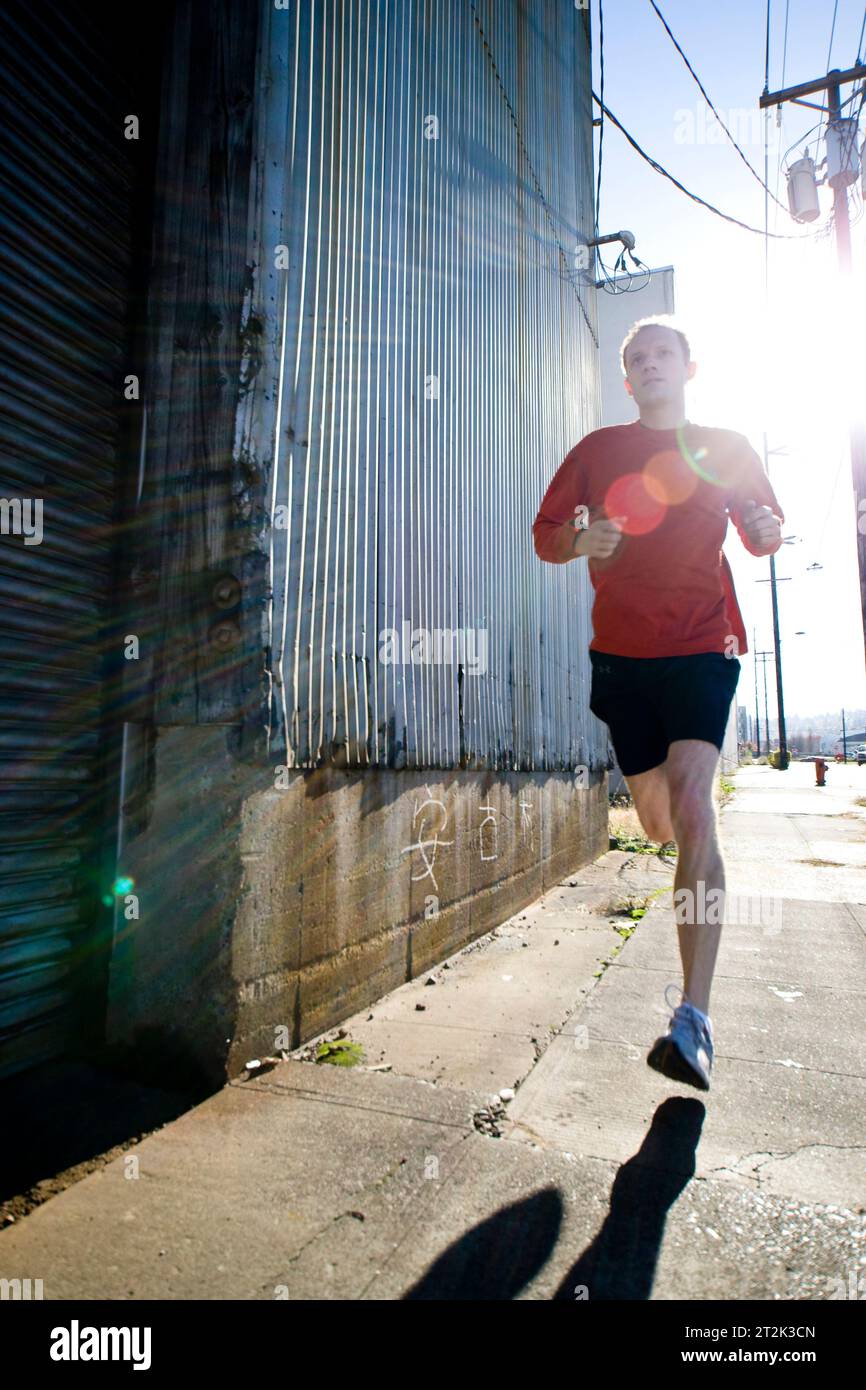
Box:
[640,810,675,843]
[626,767,674,843]
[668,785,717,840]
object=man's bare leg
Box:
[664,739,725,1016]
[623,765,675,845]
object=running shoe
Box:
[646,982,714,1091]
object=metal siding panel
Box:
[272,0,311,763]
[0,0,139,1078]
[380,0,403,765]
[137,0,261,728]
[0,2,134,1077]
[315,0,342,766]
[263,0,606,773]
[293,0,327,765]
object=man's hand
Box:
[740,499,782,553]
[573,515,626,559]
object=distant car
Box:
[857,748,866,766]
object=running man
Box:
[532,316,784,1091]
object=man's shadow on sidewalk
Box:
[402,1097,705,1300]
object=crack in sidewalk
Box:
[707,1143,866,1191]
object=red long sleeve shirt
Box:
[532,420,784,658]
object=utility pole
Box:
[753,626,761,756]
[755,559,792,766]
[769,548,789,768]
[842,707,848,761]
[760,65,866,666]
[760,431,791,769]
[756,651,775,754]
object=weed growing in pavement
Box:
[315,1039,365,1066]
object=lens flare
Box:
[642,449,698,506]
[675,425,723,485]
[604,472,666,536]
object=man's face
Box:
[623,326,694,404]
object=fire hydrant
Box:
[815,757,827,787]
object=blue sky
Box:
[587,0,866,721]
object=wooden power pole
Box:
[760,65,866,668]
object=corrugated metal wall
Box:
[0,1,136,1077]
[254,0,606,773]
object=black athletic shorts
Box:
[588,649,741,777]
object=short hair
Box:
[620,316,690,376]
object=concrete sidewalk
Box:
[2,763,864,1300]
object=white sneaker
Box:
[646,983,714,1091]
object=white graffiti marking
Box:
[400,783,453,889]
[478,800,497,861]
[517,800,530,850]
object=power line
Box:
[858,8,866,65]
[772,0,791,228]
[825,0,840,74]
[647,0,788,211]
[590,0,651,294]
[590,91,816,239]
[844,79,866,168]
[761,62,866,662]
[764,2,771,291]
[467,1,599,347]
[779,81,865,167]
[763,10,864,585]
[595,0,604,242]
[762,4,791,768]
[816,449,848,560]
